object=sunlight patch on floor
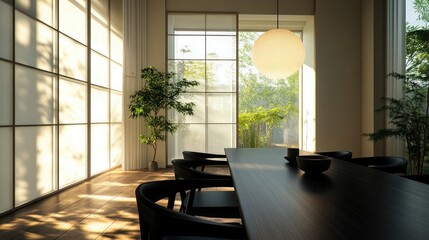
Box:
[23,232,45,239]
[77,194,135,202]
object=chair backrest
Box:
[182,151,228,172]
[183,151,227,161]
[135,179,246,240]
[316,151,353,160]
[346,156,407,174]
[172,159,231,180]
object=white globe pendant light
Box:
[251,0,305,79]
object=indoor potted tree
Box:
[128,66,199,171]
[365,28,429,174]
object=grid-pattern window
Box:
[0,0,123,214]
[167,13,238,162]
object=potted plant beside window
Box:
[128,66,199,171]
[366,28,429,174]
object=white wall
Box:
[314,0,363,156]
[362,0,376,156]
[361,0,387,157]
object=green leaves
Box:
[414,0,429,23]
[238,31,299,148]
[366,26,429,174]
[238,107,290,148]
[128,67,199,161]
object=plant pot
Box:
[149,161,158,171]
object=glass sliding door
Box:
[167,13,237,162]
[0,0,13,211]
[0,0,124,215]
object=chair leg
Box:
[184,189,197,215]
[179,191,187,212]
[167,193,176,209]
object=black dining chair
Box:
[182,151,228,172]
[135,179,246,240]
[172,159,241,218]
[345,156,407,174]
[402,174,429,184]
[316,151,353,160]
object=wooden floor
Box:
[0,167,176,240]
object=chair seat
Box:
[346,156,407,174]
[172,159,240,218]
[184,191,241,218]
[368,163,405,172]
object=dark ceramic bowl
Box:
[297,155,331,174]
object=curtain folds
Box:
[386,0,405,157]
[122,0,148,170]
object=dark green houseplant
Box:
[366,28,429,175]
[128,67,198,170]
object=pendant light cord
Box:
[276,0,279,29]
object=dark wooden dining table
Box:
[224,148,429,240]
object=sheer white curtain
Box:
[122,0,148,170]
[386,0,405,157]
